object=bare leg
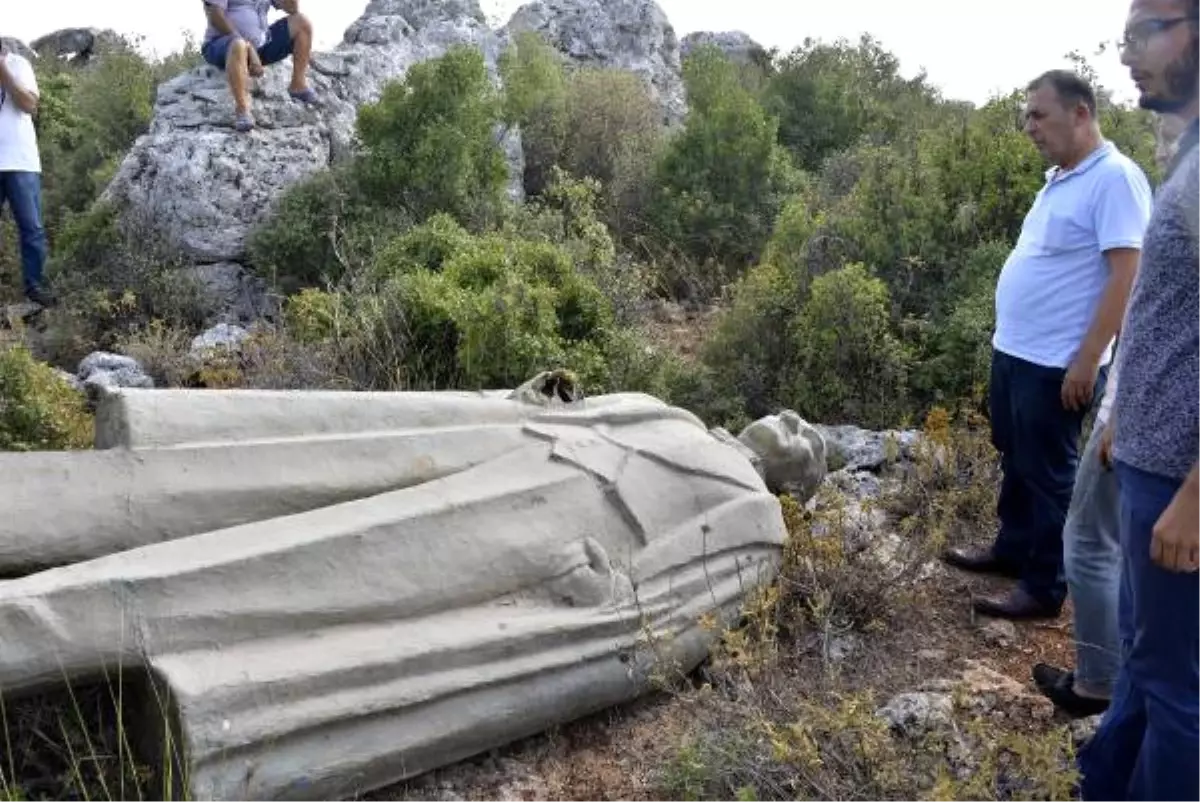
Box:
[225,37,252,116]
[287,13,313,93]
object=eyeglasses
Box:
[1118,15,1198,53]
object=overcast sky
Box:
[5,0,1139,105]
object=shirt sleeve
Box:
[1093,162,1153,252]
[7,56,38,97]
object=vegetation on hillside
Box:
[1,31,1158,434]
[0,29,1159,800]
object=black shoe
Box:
[26,285,57,308]
[973,587,1062,621]
[942,546,1022,580]
[1032,664,1111,718]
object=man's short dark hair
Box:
[1026,69,1098,116]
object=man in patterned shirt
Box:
[1079,0,1199,799]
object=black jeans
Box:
[988,349,1107,609]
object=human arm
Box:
[1151,463,1199,573]
[203,0,238,37]
[274,0,300,14]
[0,52,39,115]
[1062,247,1138,410]
[1063,165,1154,411]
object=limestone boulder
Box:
[503,0,686,125]
[29,27,123,63]
[103,0,522,266]
[680,31,767,65]
[1,38,36,61]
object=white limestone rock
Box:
[815,424,921,472]
[503,0,686,125]
[103,0,523,265]
[680,31,766,65]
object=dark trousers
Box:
[1079,461,1199,801]
[988,349,1106,608]
[0,170,48,296]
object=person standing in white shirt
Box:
[0,39,53,307]
[941,69,1153,620]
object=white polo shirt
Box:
[992,141,1152,369]
[0,52,42,173]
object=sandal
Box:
[288,87,317,104]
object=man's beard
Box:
[1141,38,1199,113]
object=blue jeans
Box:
[0,170,48,296]
[989,349,1107,608]
[202,18,294,69]
[1080,461,1199,801]
[1064,421,1121,696]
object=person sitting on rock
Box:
[201,0,317,132]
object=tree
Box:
[787,263,910,428]
[356,45,508,226]
[648,45,798,290]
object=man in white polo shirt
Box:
[943,70,1152,620]
[0,38,52,307]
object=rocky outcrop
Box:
[1,38,35,61]
[30,28,122,63]
[680,31,766,65]
[103,0,523,268]
[96,0,710,323]
[503,0,686,125]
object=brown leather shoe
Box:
[973,587,1062,621]
[941,546,1022,580]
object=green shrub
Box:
[499,30,570,197]
[648,45,798,295]
[0,343,93,451]
[284,216,654,394]
[355,45,508,226]
[786,262,911,427]
[39,201,213,368]
[500,32,666,237]
[246,165,412,294]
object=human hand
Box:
[247,47,264,78]
[1062,355,1100,411]
[1098,423,1114,469]
[1151,475,1200,573]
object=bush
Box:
[355,45,508,226]
[246,164,413,294]
[38,201,214,369]
[786,263,911,428]
[647,45,798,294]
[0,342,93,451]
[500,32,666,238]
[499,30,570,197]
[700,260,800,421]
[284,215,659,394]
